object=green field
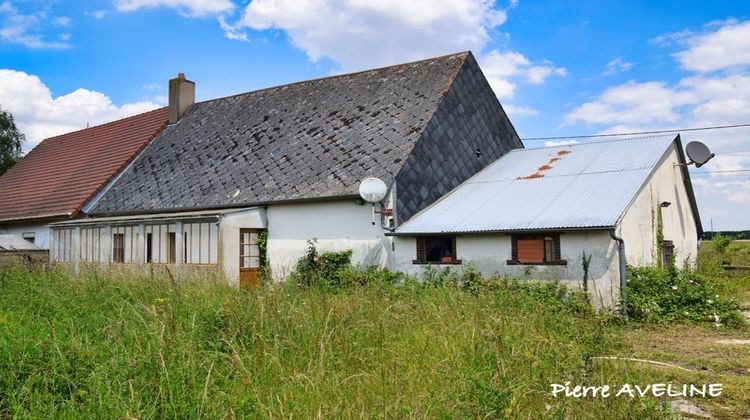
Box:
[0,244,749,418]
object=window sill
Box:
[506,260,567,266]
[412,260,463,265]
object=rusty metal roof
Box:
[0,108,168,223]
[395,135,678,234]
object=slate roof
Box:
[396,135,697,234]
[0,108,168,222]
[91,52,476,214]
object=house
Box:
[0,108,169,248]
[36,50,701,307]
[47,52,522,286]
[390,134,702,305]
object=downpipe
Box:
[609,229,627,319]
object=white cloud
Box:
[218,15,249,42]
[480,50,566,99]
[237,0,508,71]
[675,19,750,73]
[86,10,109,19]
[0,1,71,48]
[114,0,235,17]
[502,104,538,118]
[565,80,696,125]
[601,57,633,76]
[0,69,160,151]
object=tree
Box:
[0,107,25,176]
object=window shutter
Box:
[517,238,545,263]
[416,237,426,262]
[554,235,561,261]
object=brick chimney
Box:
[168,73,195,124]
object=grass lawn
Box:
[0,255,748,417]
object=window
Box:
[113,233,125,263]
[240,230,260,269]
[508,234,566,265]
[146,233,153,263]
[22,232,35,244]
[167,232,176,264]
[414,236,460,264]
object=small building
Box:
[0,108,169,248]
[391,134,701,305]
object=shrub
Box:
[626,265,744,327]
[289,239,353,287]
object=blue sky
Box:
[1,0,749,230]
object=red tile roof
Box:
[0,108,168,222]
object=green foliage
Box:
[289,239,353,287]
[581,251,592,292]
[257,230,271,284]
[0,107,24,176]
[0,264,676,418]
[626,265,744,327]
[711,233,735,257]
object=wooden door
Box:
[239,229,261,288]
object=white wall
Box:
[1,223,50,249]
[219,208,266,285]
[266,200,392,280]
[618,144,699,267]
[392,230,620,307]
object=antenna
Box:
[358,177,388,225]
[685,141,715,168]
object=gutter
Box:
[609,229,628,318]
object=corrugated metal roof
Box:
[396,135,676,234]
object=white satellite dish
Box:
[685,141,715,168]
[358,177,388,203]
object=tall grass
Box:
[0,265,678,418]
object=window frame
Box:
[507,233,567,266]
[413,235,461,265]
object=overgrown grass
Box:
[0,265,689,418]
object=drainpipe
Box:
[609,229,627,318]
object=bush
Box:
[289,239,353,287]
[626,265,744,327]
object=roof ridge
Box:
[195,51,471,106]
[515,133,678,152]
[42,107,168,143]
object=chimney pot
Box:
[169,73,195,124]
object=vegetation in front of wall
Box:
[581,251,592,292]
[625,265,744,327]
[257,230,272,284]
[289,239,355,287]
[655,206,665,267]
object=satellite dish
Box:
[685,141,715,168]
[358,177,388,203]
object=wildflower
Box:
[154,298,167,304]
[710,314,720,323]
[715,294,719,298]
[707,299,713,304]
[671,285,678,290]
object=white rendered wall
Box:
[265,200,392,280]
[392,230,620,306]
[618,144,699,267]
[1,223,50,249]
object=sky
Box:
[0,0,749,230]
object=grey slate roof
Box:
[92,52,488,215]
